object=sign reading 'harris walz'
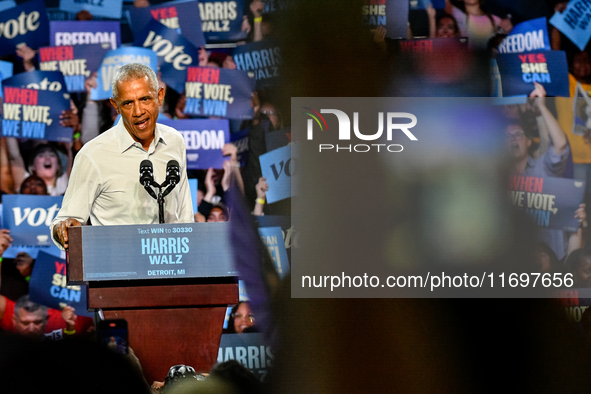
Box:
[78,222,237,281]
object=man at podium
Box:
[50,63,194,250]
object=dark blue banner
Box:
[172,66,255,119]
[29,251,93,318]
[0,0,49,56]
[91,46,158,101]
[218,333,273,381]
[259,144,291,203]
[363,0,408,39]
[133,19,201,81]
[509,175,585,232]
[231,128,249,167]
[496,51,569,97]
[409,0,445,10]
[129,0,206,49]
[59,0,123,20]
[395,37,468,53]
[498,17,551,54]
[38,44,110,93]
[50,21,121,50]
[265,127,290,151]
[233,40,281,89]
[158,118,231,170]
[199,0,246,42]
[2,195,63,246]
[3,70,67,93]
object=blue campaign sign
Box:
[509,175,585,232]
[59,0,123,20]
[2,244,63,260]
[498,17,551,54]
[0,1,16,12]
[189,178,198,214]
[50,21,121,50]
[496,51,569,97]
[133,19,201,80]
[218,333,273,380]
[129,0,206,49]
[363,0,408,39]
[176,66,255,119]
[233,40,281,89]
[0,0,50,56]
[0,60,14,99]
[550,0,591,51]
[29,251,93,318]
[2,195,63,246]
[3,70,67,93]
[2,86,72,142]
[258,226,289,278]
[200,0,247,42]
[259,144,291,204]
[91,46,157,100]
[38,44,111,93]
[231,128,249,167]
[158,118,230,170]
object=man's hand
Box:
[16,44,36,71]
[59,108,80,128]
[54,218,82,249]
[204,168,216,202]
[256,177,268,200]
[61,305,77,332]
[222,143,238,162]
[250,0,263,18]
[576,203,587,228]
[0,229,13,256]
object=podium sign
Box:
[73,222,237,281]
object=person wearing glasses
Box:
[226,301,256,334]
[507,83,569,178]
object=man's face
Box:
[506,123,531,161]
[13,309,46,338]
[110,76,164,149]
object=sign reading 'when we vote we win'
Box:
[509,175,584,232]
[38,44,110,93]
[2,86,71,142]
[181,66,255,119]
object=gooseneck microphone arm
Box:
[139,160,181,224]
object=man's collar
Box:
[116,118,167,153]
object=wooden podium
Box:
[66,223,239,383]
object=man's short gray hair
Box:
[111,63,159,100]
[14,295,47,319]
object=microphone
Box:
[166,160,180,186]
[140,160,157,199]
[162,160,180,198]
[140,160,154,187]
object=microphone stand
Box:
[146,180,178,224]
